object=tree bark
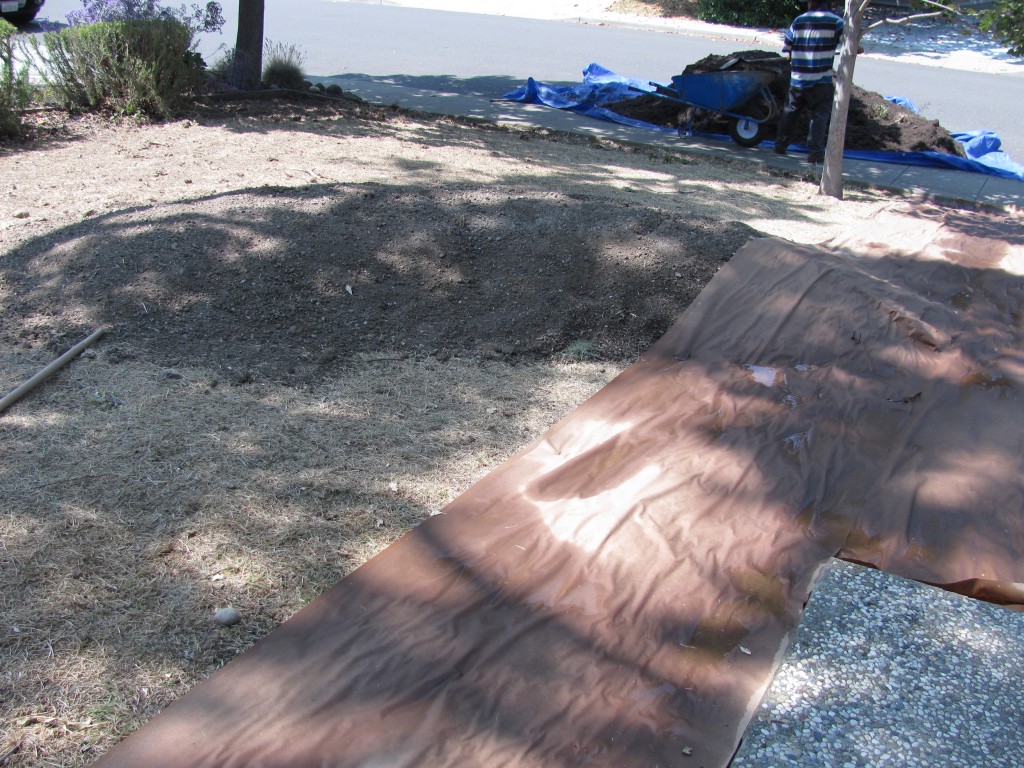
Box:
[235,0,265,90]
[819,0,870,199]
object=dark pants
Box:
[775,82,834,162]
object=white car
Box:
[1,0,44,25]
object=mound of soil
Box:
[608,51,965,156]
[2,99,757,387]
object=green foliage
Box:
[262,40,307,90]
[32,18,204,118]
[0,19,32,136]
[981,0,1024,57]
[561,340,599,362]
[207,47,246,88]
[696,0,801,28]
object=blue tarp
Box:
[502,64,1024,182]
[503,64,678,135]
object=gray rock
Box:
[213,606,242,626]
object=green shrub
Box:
[262,40,306,90]
[32,18,204,118]
[697,0,801,28]
[0,19,32,136]
[981,0,1024,57]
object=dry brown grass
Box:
[0,347,622,766]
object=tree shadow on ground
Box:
[6,203,1021,767]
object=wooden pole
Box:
[0,327,107,415]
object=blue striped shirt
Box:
[783,10,845,88]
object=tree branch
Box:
[864,10,945,34]
[915,0,959,14]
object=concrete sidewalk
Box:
[318,73,1024,208]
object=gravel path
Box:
[731,559,1024,767]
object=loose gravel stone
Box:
[213,606,242,626]
[731,559,1024,767]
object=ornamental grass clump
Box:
[262,40,307,91]
[0,19,33,136]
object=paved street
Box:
[30,0,1024,161]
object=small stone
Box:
[214,606,242,626]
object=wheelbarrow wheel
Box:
[728,117,765,148]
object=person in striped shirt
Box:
[774,0,847,164]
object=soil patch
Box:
[2,170,750,386]
[1,95,853,388]
[607,50,966,156]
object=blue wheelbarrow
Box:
[633,69,780,147]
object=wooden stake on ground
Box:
[0,327,107,415]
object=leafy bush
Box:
[0,19,32,136]
[262,40,307,90]
[697,0,801,28]
[981,0,1024,56]
[33,18,205,117]
[66,0,224,34]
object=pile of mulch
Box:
[607,50,966,156]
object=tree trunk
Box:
[819,0,870,198]
[235,0,265,90]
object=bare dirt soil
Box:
[608,50,966,156]
[1,94,898,767]
[2,99,755,386]
[1,96,899,387]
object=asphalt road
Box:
[29,0,1024,160]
